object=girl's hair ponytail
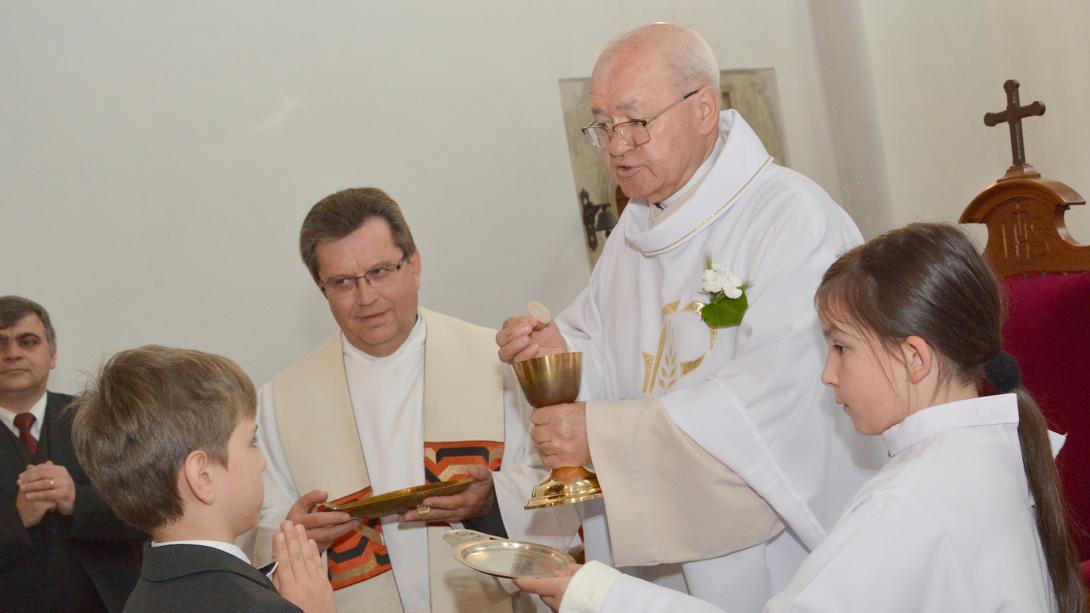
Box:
[1014,385,1085,613]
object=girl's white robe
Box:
[561,394,1056,613]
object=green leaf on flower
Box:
[701,291,748,328]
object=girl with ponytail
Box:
[520,223,1085,613]
[809,222,1084,612]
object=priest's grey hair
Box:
[596,23,721,92]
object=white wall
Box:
[808,0,895,239]
[2,1,841,393]
[855,0,1090,237]
[11,2,1084,395]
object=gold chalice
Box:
[512,352,604,509]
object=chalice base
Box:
[524,466,603,509]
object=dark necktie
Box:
[13,413,38,455]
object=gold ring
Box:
[416,505,431,517]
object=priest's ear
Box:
[694,85,720,135]
[899,335,935,385]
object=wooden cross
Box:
[984,79,1045,179]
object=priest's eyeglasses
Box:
[581,89,701,149]
[319,255,409,298]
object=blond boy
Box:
[72,346,334,612]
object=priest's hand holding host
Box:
[497,316,592,470]
[497,314,568,364]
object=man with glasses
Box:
[498,24,882,612]
[243,188,577,612]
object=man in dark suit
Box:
[0,295,145,613]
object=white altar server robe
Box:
[555,110,886,610]
[559,394,1056,613]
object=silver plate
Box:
[452,539,575,579]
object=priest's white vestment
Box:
[241,309,579,613]
[558,394,1057,613]
[555,110,885,611]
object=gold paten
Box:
[445,529,575,579]
[512,352,604,508]
[318,479,471,519]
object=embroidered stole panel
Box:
[326,441,504,589]
[273,309,511,612]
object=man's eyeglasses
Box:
[581,88,701,149]
[319,254,409,298]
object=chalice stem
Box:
[551,466,596,482]
[513,352,604,508]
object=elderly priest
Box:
[497,23,884,613]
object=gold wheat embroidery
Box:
[641,300,719,396]
[659,347,679,391]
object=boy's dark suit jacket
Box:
[124,544,302,612]
[0,392,146,613]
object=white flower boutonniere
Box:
[700,257,750,328]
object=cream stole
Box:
[273,308,514,612]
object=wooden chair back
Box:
[961,171,1090,559]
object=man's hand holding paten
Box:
[286,489,359,552]
[399,464,495,524]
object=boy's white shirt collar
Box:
[151,539,252,566]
